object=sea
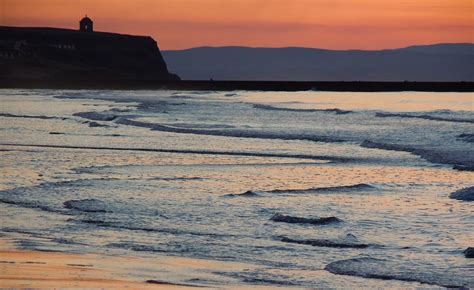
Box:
[0,89,473,288]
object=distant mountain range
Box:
[163,43,474,81]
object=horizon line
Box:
[162,42,474,52]
[1,25,472,52]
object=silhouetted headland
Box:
[1,25,473,92]
[0,24,180,83]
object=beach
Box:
[0,89,473,288]
[0,237,282,289]
[0,238,188,289]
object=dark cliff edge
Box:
[0,26,180,82]
[0,27,472,92]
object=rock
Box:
[464,247,474,258]
[449,187,474,201]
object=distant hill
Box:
[0,26,179,82]
[162,44,474,81]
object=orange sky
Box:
[1,0,473,50]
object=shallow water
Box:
[0,89,473,288]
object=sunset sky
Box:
[1,0,473,50]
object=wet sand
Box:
[0,239,197,289]
[0,238,268,289]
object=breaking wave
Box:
[267,183,376,194]
[361,140,474,171]
[0,113,67,120]
[270,213,342,225]
[73,111,118,121]
[281,236,369,249]
[231,183,376,196]
[169,94,194,100]
[0,179,115,215]
[72,219,236,239]
[107,242,168,253]
[325,257,474,288]
[86,121,110,128]
[224,190,261,198]
[215,270,299,286]
[0,197,61,214]
[449,186,474,201]
[115,118,346,143]
[458,133,474,143]
[375,112,474,124]
[161,122,236,129]
[70,110,351,143]
[253,104,352,114]
[63,199,109,213]
[0,143,354,163]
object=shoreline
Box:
[1,80,473,92]
[0,238,204,289]
[0,237,273,289]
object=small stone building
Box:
[79,16,93,32]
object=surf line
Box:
[0,143,353,163]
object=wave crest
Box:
[375,112,474,124]
[247,184,376,196]
[73,111,118,121]
[325,257,474,288]
[449,186,474,201]
[271,213,342,225]
[281,236,369,249]
[63,199,109,213]
[115,118,346,143]
[253,104,352,114]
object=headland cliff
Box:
[0,26,180,83]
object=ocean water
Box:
[0,89,473,288]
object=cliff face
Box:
[0,26,180,81]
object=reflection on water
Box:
[0,89,473,288]
[241,91,474,112]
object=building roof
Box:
[80,16,93,23]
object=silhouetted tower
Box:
[79,16,93,32]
